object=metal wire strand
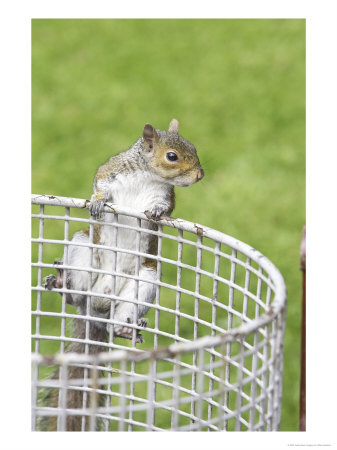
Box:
[31,195,287,432]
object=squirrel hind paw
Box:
[138,318,147,328]
[136,334,144,344]
[113,318,147,343]
[44,274,57,290]
[53,259,63,266]
[114,328,144,344]
[44,267,66,290]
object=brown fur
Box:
[81,224,102,245]
[148,140,203,185]
[40,319,108,431]
[144,233,159,271]
[41,120,202,431]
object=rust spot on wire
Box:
[151,346,176,359]
[161,215,177,222]
[194,224,204,236]
[43,355,55,365]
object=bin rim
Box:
[31,193,287,363]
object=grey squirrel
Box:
[42,119,204,430]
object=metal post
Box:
[299,225,306,431]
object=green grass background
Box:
[32,19,305,431]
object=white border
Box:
[0,1,336,449]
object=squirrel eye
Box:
[166,152,178,162]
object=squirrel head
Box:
[142,119,204,187]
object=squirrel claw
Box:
[44,261,65,290]
[138,318,147,328]
[144,209,166,221]
[113,328,144,344]
[136,334,144,344]
[144,210,153,220]
[44,274,57,290]
[89,199,105,219]
[113,317,147,343]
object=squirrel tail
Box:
[39,318,108,431]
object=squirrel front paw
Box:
[144,205,168,221]
[89,194,105,219]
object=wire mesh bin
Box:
[31,194,287,432]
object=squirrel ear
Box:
[143,123,159,153]
[168,118,179,134]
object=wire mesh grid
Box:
[31,194,287,432]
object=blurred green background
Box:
[32,19,305,431]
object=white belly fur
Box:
[65,172,170,334]
[98,171,167,275]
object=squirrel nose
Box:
[196,169,204,182]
